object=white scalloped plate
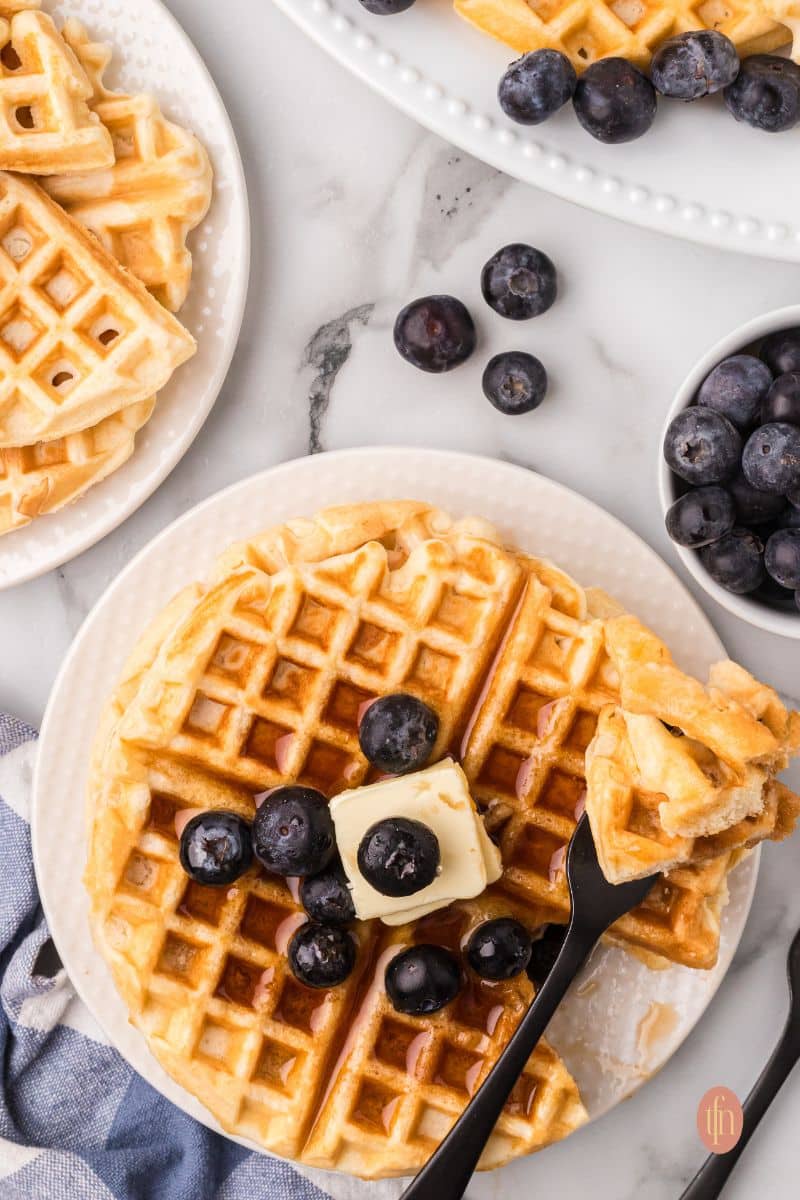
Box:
[275,0,800,263]
[0,0,249,590]
[33,449,757,1196]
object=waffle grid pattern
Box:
[101,753,369,1161]
[44,21,212,312]
[142,539,524,798]
[454,0,792,69]
[0,395,154,531]
[0,173,193,446]
[462,573,729,968]
[303,912,585,1175]
[0,8,113,172]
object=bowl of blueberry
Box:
[659,305,800,636]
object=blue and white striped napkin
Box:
[0,713,338,1200]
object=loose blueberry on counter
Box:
[498,50,577,125]
[742,422,800,494]
[724,55,800,132]
[358,817,440,897]
[288,923,355,989]
[179,811,253,886]
[466,917,532,981]
[761,328,800,376]
[358,0,415,11]
[726,471,787,526]
[300,860,356,925]
[481,243,557,321]
[385,944,461,1015]
[663,408,742,486]
[573,58,657,143]
[762,373,800,427]
[698,528,765,594]
[765,529,800,590]
[252,787,336,877]
[526,924,567,988]
[665,486,735,549]
[651,30,739,101]
[697,354,772,429]
[358,692,439,774]
[393,296,476,373]
[482,351,547,415]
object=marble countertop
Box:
[1,1,799,1196]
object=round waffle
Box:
[85,501,800,1178]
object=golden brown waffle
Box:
[303,899,586,1177]
[0,394,154,534]
[460,564,739,970]
[0,4,114,173]
[44,22,213,313]
[586,706,800,883]
[454,0,794,71]
[0,172,195,446]
[87,502,798,1175]
[87,509,590,1175]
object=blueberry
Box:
[179,810,253,886]
[288,923,355,989]
[358,817,440,898]
[697,354,772,429]
[385,944,461,1015]
[358,693,439,774]
[727,471,787,525]
[481,244,557,320]
[663,408,742,486]
[698,528,765,594]
[251,787,335,877]
[300,859,356,925]
[358,0,415,11]
[791,487,800,509]
[651,30,739,101]
[777,504,800,530]
[761,328,800,376]
[466,918,532,981]
[665,486,735,548]
[573,58,657,144]
[765,529,800,589]
[482,351,547,415]
[526,925,567,988]
[754,574,797,613]
[762,373,800,427]
[393,296,476,373]
[724,55,800,133]
[742,422,800,494]
[498,50,577,125]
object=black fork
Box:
[399,813,658,1200]
[679,926,800,1199]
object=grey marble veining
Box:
[0,1,799,1194]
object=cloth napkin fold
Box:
[0,713,336,1200]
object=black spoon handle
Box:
[679,1019,800,1200]
[400,923,599,1200]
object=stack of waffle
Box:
[85,502,800,1178]
[0,3,211,537]
[454,0,799,72]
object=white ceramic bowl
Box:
[658,304,800,639]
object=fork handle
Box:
[679,1019,800,1200]
[399,923,600,1200]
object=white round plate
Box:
[33,449,757,1193]
[0,0,249,590]
[275,0,800,263]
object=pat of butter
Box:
[330,759,502,925]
